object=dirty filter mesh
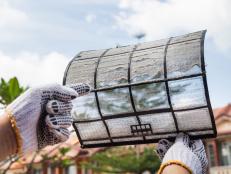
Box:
[64,30,217,148]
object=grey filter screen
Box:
[63,30,217,148]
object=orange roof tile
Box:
[213,103,231,119]
[7,103,231,170]
[5,132,103,170]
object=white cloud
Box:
[116,0,231,52]
[0,1,28,28]
[0,51,70,87]
[85,14,97,23]
[73,0,117,5]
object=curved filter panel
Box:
[63,30,217,148]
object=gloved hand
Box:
[156,133,208,174]
[6,83,90,154]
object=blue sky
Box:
[0,0,231,108]
[0,0,133,56]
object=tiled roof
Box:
[213,103,231,119]
[1,133,103,170]
[3,103,231,171]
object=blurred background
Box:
[0,0,231,174]
[0,0,230,108]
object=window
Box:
[208,144,215,167]
[220,142,231,166]
[81,167,92,174]
[65,165,77,174]
[33,169,42,174]
[47,167,57,174]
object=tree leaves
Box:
[82,146,160,174]
[0,77,27,105]
[9,77,21,102]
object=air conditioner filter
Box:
[63,30,217,148]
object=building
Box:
[0,134,103,174]
[1,104,231,174]
[206,104,231,174]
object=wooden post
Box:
[213,139,220,166]
[58,167,63,174]
[42,162,48,174]
[76,159,82,174]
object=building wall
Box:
[205,115,231,174]
[216,117,231,134]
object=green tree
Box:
[82,146,160,174]
[46,147,73,168]
[0,77,27,106]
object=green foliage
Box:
[82,146,160,174]
[48,147,73,168]
[59,147,71,156]
[60,158,72,167]
[0,77,27,105]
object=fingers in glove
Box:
[46,114,73,129]
[175,133,190,147]
[159,139,173,148]
[67,83,91,96]
[190,140,206,153]
[156,139,173,160]
[46,100,73,115]
[49,127,70,142]
[190,139,208,171]
[156,145,166,160]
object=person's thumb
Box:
[67,83,91,96]
[52,85,79,102]
[52,83,91,102]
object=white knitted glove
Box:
[156,133,208,174]
[156,139,173,160]
[6,83,90,154]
